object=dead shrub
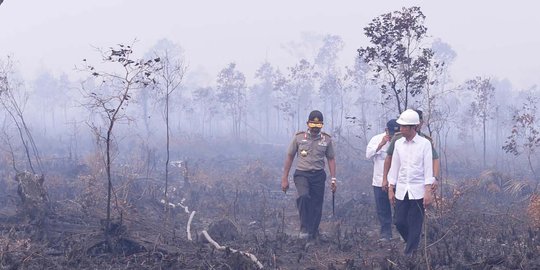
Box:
[528,194,540,229]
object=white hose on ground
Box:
[187,211,196,241]
[202,230,264,269]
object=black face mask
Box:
[310,127,321,134]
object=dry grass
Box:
[528,194,540,228]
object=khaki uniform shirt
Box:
[287,131,335,171]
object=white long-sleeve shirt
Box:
[388,133,435,200]
[366,132,389,187]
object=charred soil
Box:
[0,142,539,269]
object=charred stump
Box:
[15,171,49,225]
[207,218,240,242]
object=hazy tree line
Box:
[1,6,539,190]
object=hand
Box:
[281,176,289,193]
[379,135,390,147]
[382,178,389,192]
[388,186,395,207]
[382,134,390,143]
[331,178,337,193]
[423,190,433,208]
[431,179,438,192]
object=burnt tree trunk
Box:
[15,171,49,236]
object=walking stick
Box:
[332,189,335,217]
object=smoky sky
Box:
[1,0,539,90]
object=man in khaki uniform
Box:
[281,110,337,240]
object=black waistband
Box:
[294,169,324,175]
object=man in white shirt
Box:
[366,119,400,241]
[387,109,435,255]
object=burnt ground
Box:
[0,141,540,269]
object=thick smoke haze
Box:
[1,0,539,90]
[1,1,539,172]
[2,2,540,269]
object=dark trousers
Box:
[394,193,424,254]
[293,169,326,236]
[373,186,392,239]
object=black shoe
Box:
[309,230,320,239]
[404,247,417,257]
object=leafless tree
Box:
[0,56,42,174]
[465,76,495,169]
[252,61,278,138]
[316,35,344,132]
[216,63,247,137]
[273,60,317,136]
[79,44,160,233]
[153,48,186,201]
[193,86,220,137]
[342,57,374,149]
